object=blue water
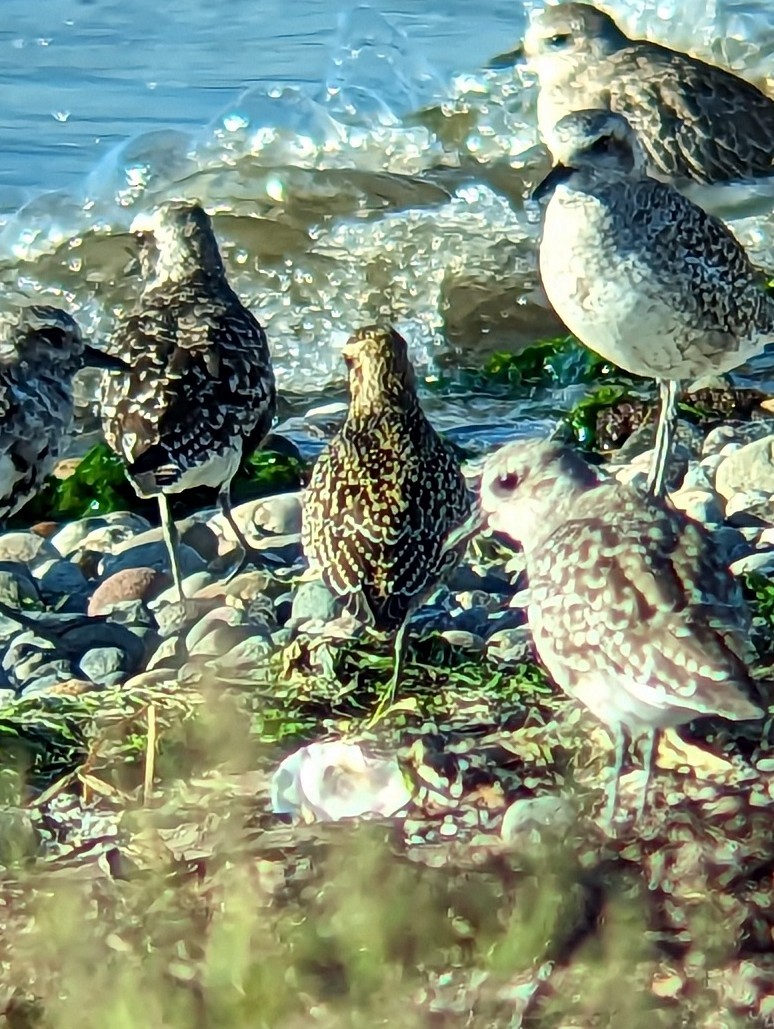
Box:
[0,0,523,201]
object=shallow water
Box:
[4,0,774,415]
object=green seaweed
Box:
[10,443,308,528]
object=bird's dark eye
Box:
[588,134,614,156]
[495,471,520,494]
[547,33,571,49]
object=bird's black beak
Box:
[82,345,129,371]
[487,44,525,69]
[531,163,575,203]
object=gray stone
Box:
[0,532,57,567]
[730,551,774,577]
[101,541,205,580]
[702,420,774,459]
[104,599,155,628]
[185,605,248,651]
[33,559,90,600]
[215,632,273,670]
[51,513,152,558]
[78,647,128,687]
[724,490,774,526]
[207,492,303,545]
[715,435,774,501]
[667,487,725,525]
[289,579,343,628]
[150,571,216,609]
[0,564,41,606]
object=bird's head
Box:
[479,438,600,551]
[524,3,627,81]
[532,108,645,200]
[341,325,418,411]
[129,200,225,287]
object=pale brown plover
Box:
[479,438,763,823]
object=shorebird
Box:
[0,306,125,521]
[522,2,774,213]
[533,109,774,496]
[302,325,476,721]
[100,201,276,602]
[479,438,763,823]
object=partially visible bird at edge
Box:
[0,305,125,522]
[301,325,480,724]
[100,200,277,604]
[498,2,774,216]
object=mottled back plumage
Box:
[100,201,276,499]
[0,306,109,520]
[302,326,472,630]
[480,439,762,733]
[525,2,774,188]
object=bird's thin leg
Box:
[603,725,629,827]
[637,729,658,822]
[158,493,185,602]
[218,477,249,554]
[367,618,410,727]
[647,379,680,497]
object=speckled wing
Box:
[0,371,71,518]
[303,415,471,629]
[601,175,770,338]
[603,45,774,184]
[101,287,275,489]
[528,487,758,720]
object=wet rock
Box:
[78,646,129,687]
[207,492,303,546]
[51,513,152,558]
[3,632,70,692]
[89,567,162,616]
[150,571,216,609]
[152,598,208,639]
[214,631,273,671]
[0,564,41,606]
[724,491,774,526]
[730,551,774,577]
[0,532,57,567]
[194,569,275,603]
[668,486,725,525]
[33,559,90,604]
[702,420,774,458]
[101,540,206,580]
[715,435,774,501]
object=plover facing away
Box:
[523,2,774,214]
[302,326,476,721]
[100,201,276,602]
[479,438,763,823]
[533,109,774,497]
[0,306,124,521]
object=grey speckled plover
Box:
[479,438,763,823]
[100,201,276,602]
[523,2,774,215]
[533,109,774,496]
[302,325,476,721]
[0,306,124,522]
